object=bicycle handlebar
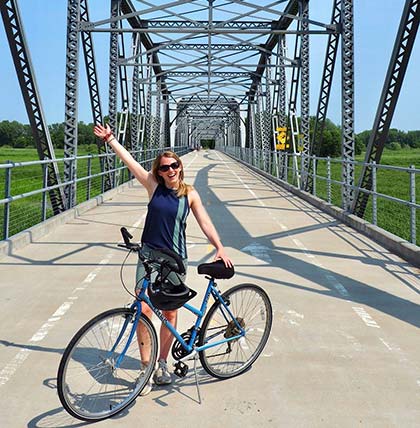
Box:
[118,227,185,275]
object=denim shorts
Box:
[135,243,188,291]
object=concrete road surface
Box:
[0,150,419,427]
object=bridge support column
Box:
[341,0,355,211]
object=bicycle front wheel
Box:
[57,307,158,422]
[199,284,272,379]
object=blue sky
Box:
[0,0,418,133]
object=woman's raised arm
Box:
[93,124,156,195]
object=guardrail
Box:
[220,146,419,246]
[0,146,189,240]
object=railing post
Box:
[300,154,304,190]
[86,155,92,200]
[312,156,317,196]
[113,156,117,189]
[409,164,416,245]
[372,161,377,225]
[3,162,11,240]
[41,162,48,221]
[327,156,331,203]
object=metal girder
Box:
[80,0,113,191]
[84,26,334,35]
[165,71,252,78]
[341,0,355,211]
[157,43,256,51]
[108,0,119,134]
[248,0,299,101]
[352,0,420,217]
[305,0,341,192]
[0,0,66,214]
[272,36,287,125]
[144,55,153,147]
[142,20,287,29]
[300,0,310,185]
[120,0,169,96]
[310,0,341,157]
[130,33,141,157]
[63,0,81,209]
[153,79,162,148]
[162,92,171,147]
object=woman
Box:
[93,124,233,393]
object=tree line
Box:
[0,120,96,149]
[0,119,419,156]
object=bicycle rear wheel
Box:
[199,284,272,379]
[57,307,158,422]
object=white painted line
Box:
[0,247,117,387]
[215,152,266,207]
[0,348,31,386]
[379,337,393,351]
[292,238,304,248]
[352,306,381,328]
[0,298,76,386]
[52,301,73,318]
[83,272,97,283]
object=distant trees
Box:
[0,120,96,149]
[310,117,343,157]
[1,119,420,155]
[0,120,33,148]
[355,128,420,151]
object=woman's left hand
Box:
[94,123,112,141]
[215,248,234,268]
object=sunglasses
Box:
[158,161,180,172]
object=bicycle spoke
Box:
[58,309,158,422]
[199,284,272,379]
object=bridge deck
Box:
[0,150,419,427]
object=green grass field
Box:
[1,147,419,244]
[310,148,420,244]
[0,147,126,239]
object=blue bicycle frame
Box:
[112,275,246,368]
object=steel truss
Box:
[340,0,355,211]
[305,0,341,192]
[11,0,419,226]
[352,0,420,217]
[0,0,66,214]
[80,0,113,191]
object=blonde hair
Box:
[152,151,193,197]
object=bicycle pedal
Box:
[174,361,189,378]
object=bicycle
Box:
[57,227,273,422]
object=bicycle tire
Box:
[199,283,272,379]
[57,307,158,422]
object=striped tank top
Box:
[141,184,190,258]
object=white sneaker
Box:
[153,359,172,385]
[137,364,153,396]
[139,380,153,396]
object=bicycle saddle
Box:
[197,260,235,279]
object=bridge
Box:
[0,1,419,427]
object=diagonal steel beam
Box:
[0,0,66,214]
[352,0,420,217]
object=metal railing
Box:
[220,146,419,246]
[0,146,189,240]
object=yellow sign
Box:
[275,127,289,150]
